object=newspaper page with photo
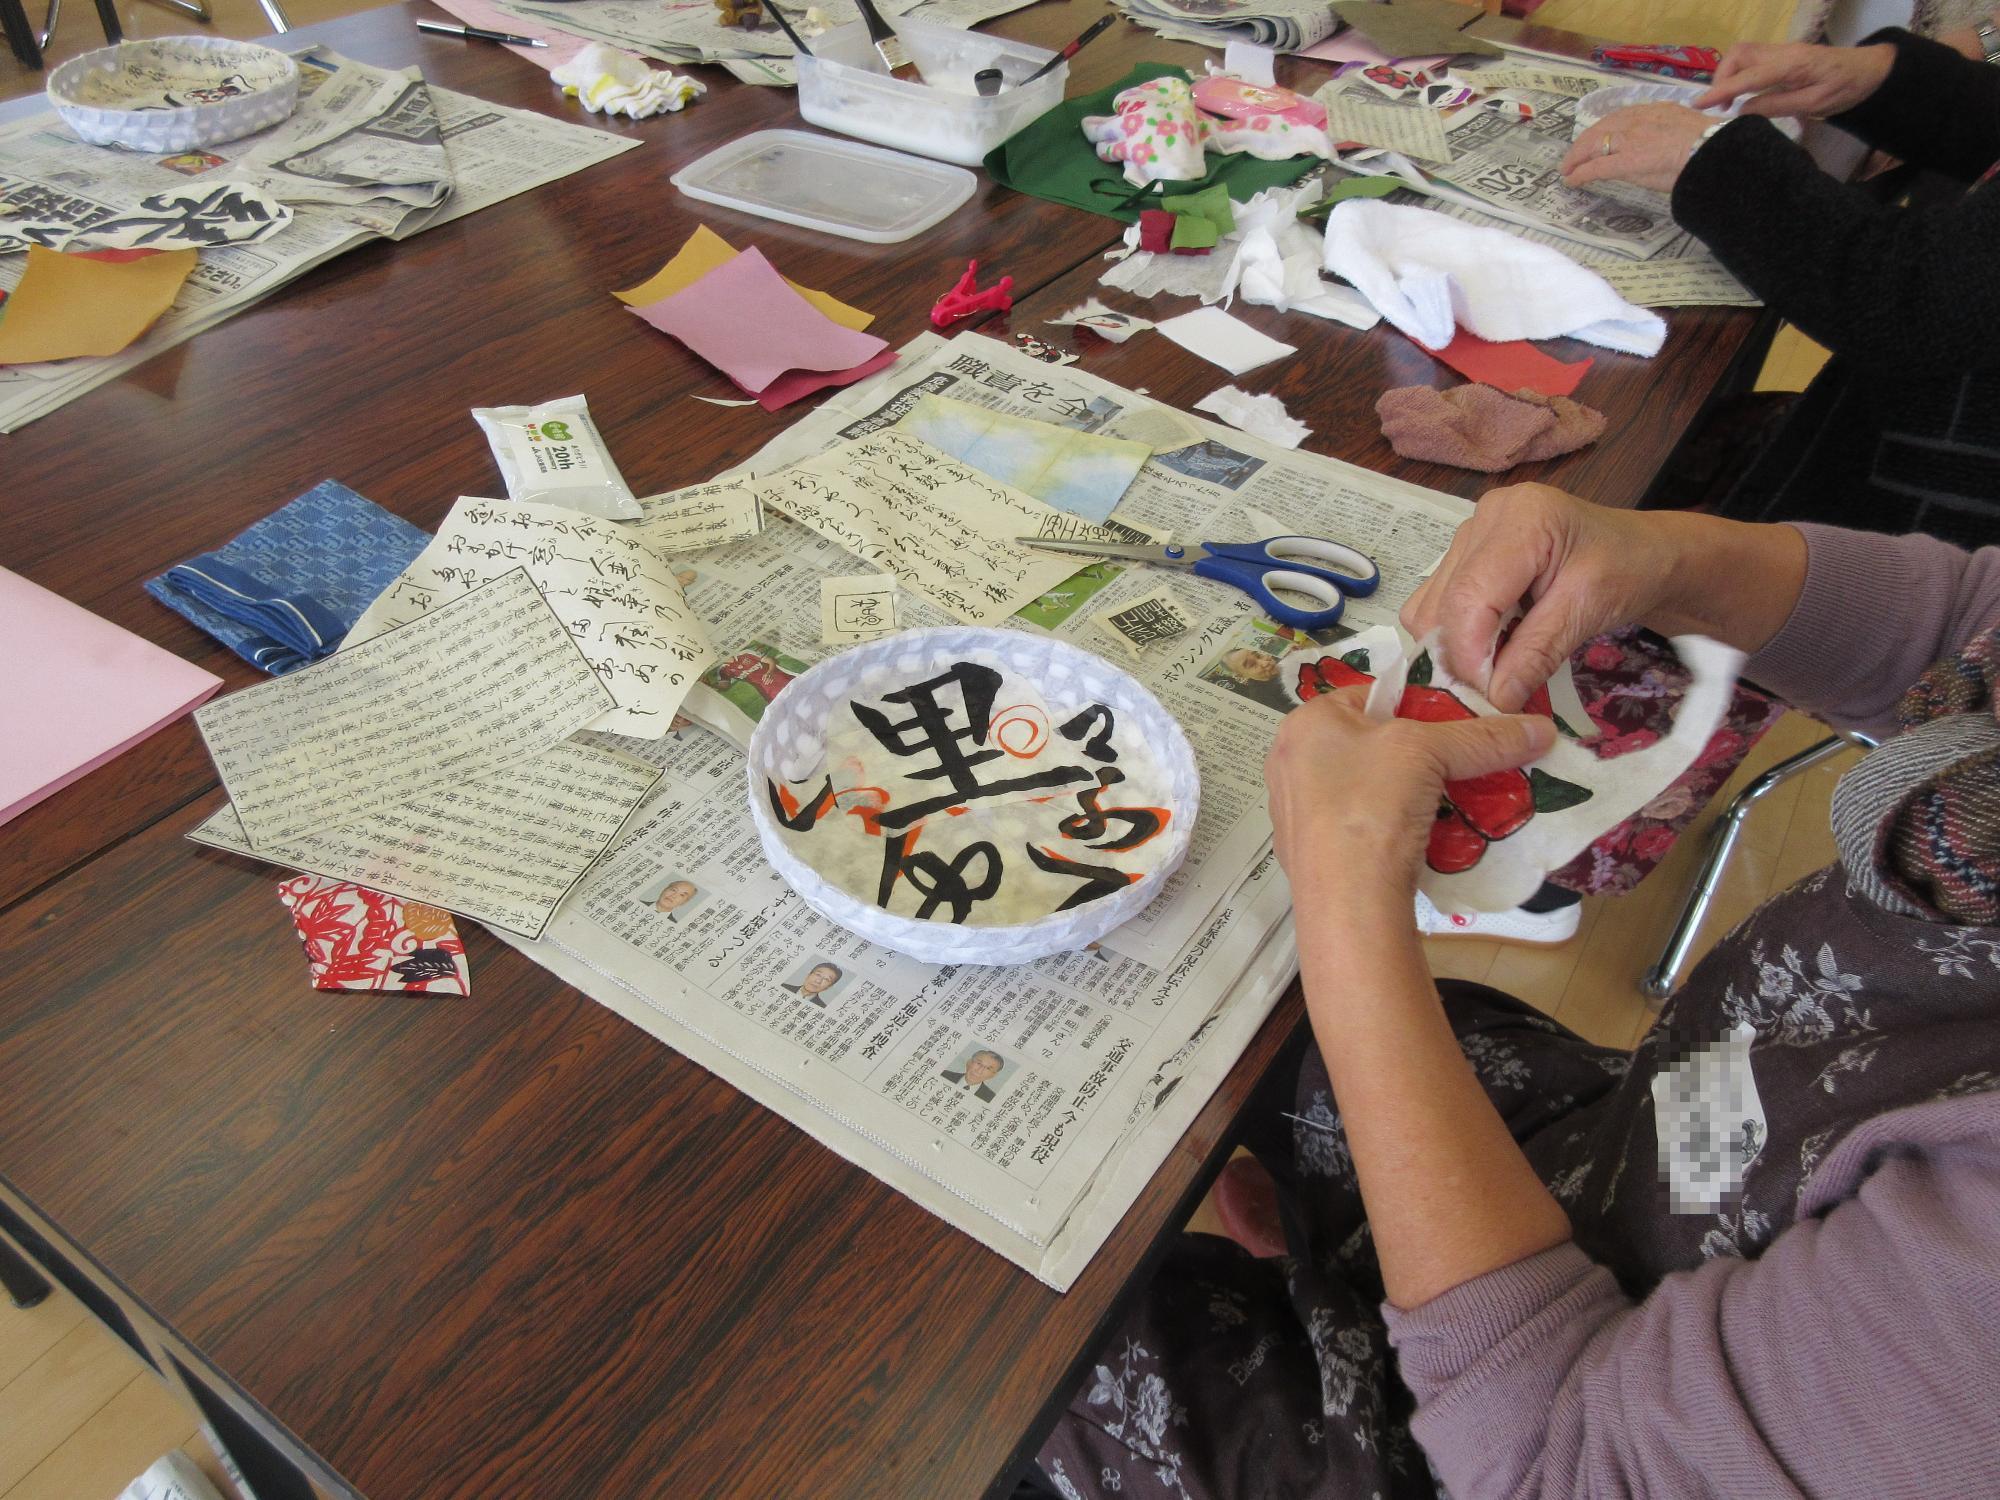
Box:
[0,49,637,430]
[1423,90,1684,259]
[664,333,1469,960]
[497,333,1476,1287]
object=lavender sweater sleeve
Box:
[1744,525,2000,739]
[1384,1094,2000,1500]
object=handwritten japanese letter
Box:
[629,479,766,553]
[190,740,661,940]
[196,569,613,851]
[346,496,717,737]
[751,432,1084,627]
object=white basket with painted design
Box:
[746,626,1200,966]
[49,37,300,153]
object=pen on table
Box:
[416,19,548,45]
[1019,13,1115,85]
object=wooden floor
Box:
[1,12,1848,1482]
[0,1285,246,1500]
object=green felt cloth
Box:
[1298,173,1405,222]
[1162,182,1235,235]
[982,63,1323,224]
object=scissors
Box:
[1018,535,1380,630]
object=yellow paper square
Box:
[0,246,198,364]
[613,225,874,331]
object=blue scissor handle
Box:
[1187,536,1381,631]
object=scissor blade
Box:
[1013,537,1185,563]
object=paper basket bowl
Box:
[49,37,300,153]
[746,627,1200,966]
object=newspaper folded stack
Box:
[1110,0,1342,52]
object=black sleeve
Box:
[1828,28,2000,181]
[1671,115,2000,375]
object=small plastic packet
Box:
[470,395,641,520]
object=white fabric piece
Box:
[1102,245,1236,302]
[1220,186,1382,330]
[1192,386,1310,449]
[1281,625,1741,911]
[1154,307,1296,376]
[1100,185,1375,329]
[551,44,704,118]
[1222,39,1277,86]
[1322,198,1668,355]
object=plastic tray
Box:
[671,127,976,243]
[796,20,1066,167]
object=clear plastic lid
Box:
[670,128,978,245]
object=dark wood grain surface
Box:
[0,8,1757,1498]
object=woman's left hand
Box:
[1265,684,1555,901]
[1561,103,1715,193]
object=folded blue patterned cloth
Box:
[146,480,428,674]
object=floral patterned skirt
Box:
[1548,628,1787,898]
[1035,985,1633,1500]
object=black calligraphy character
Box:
[853,662,1092,831]
[1057,703,1118,762]
[765,777,836,831]
[878,833,1002,921]
[1059,767,1168,853]
[1024,843,1134,911]
[90,186,283,248]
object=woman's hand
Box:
[1400,484,1681,712]
[1401,485,1809,714]
[1265,684,1554,899]
[1561,103,1713,192]
[1694,40,1895,119]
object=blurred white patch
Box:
[1652,1022,1766,1213]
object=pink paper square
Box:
[2,567,221,826]
[630,247,889,397]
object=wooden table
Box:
[0,10,1761,1498]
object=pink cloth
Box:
[1376,383,1605,470]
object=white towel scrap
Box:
[1321,199,1667,357]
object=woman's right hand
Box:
[1694,41,1895,119]
[1399,485,1682,713]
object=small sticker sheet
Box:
[277,875,471,994]
[1095,592,1193,658]
[1046,298,1155,345]
[821,574,899,644]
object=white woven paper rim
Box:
[746,627,1201,965]
[49,38,301,152]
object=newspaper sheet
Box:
[1111,0,1340,51]
[1425,90,1683,259]
[499,334,1476,1287]
[0,50,637,431]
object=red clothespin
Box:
[930,259,1014,329]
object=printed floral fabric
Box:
[1039,856,2000,1498]
[1548,626,1786,897]
[276,875,470,994]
